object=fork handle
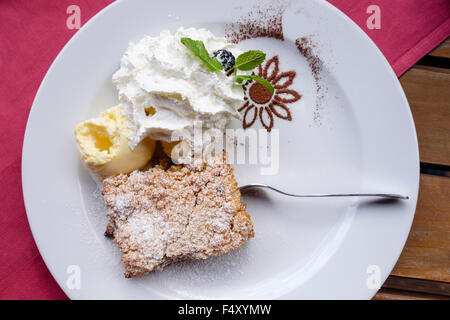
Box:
[239,184,409,200]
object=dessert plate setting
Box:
[22,0,419,299]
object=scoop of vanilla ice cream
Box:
[112,27,245,149]
[75,106,156,178]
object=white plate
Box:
[22,0,419,299]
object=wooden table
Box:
[373,38,450,300]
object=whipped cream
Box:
[113,27,245,148]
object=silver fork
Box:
[239,184,409,200]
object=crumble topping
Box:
[102,153,254,278]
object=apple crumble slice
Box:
[101,153,254,278]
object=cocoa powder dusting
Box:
[296,36,326,124]
[226,2,325,126]
[225,2,287,43]
[249,82,272,104]
[238,55,301,132]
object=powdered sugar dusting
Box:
[101,153,254,278]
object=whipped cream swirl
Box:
[113,27,244,148]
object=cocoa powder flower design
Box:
[238,56,301,132]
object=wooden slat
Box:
[374,288,449,300]
[381,38,450,300]
[400,66,450,165]
[382,276,450,296]
[391,174,450,282]
[429,38,450,59]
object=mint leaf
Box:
[236,75,274,95]
[181,37,223,72]
[235,50,266,71]
[235,75,252,84]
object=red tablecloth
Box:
[0,0,448,299]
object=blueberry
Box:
[213,49,235,73]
